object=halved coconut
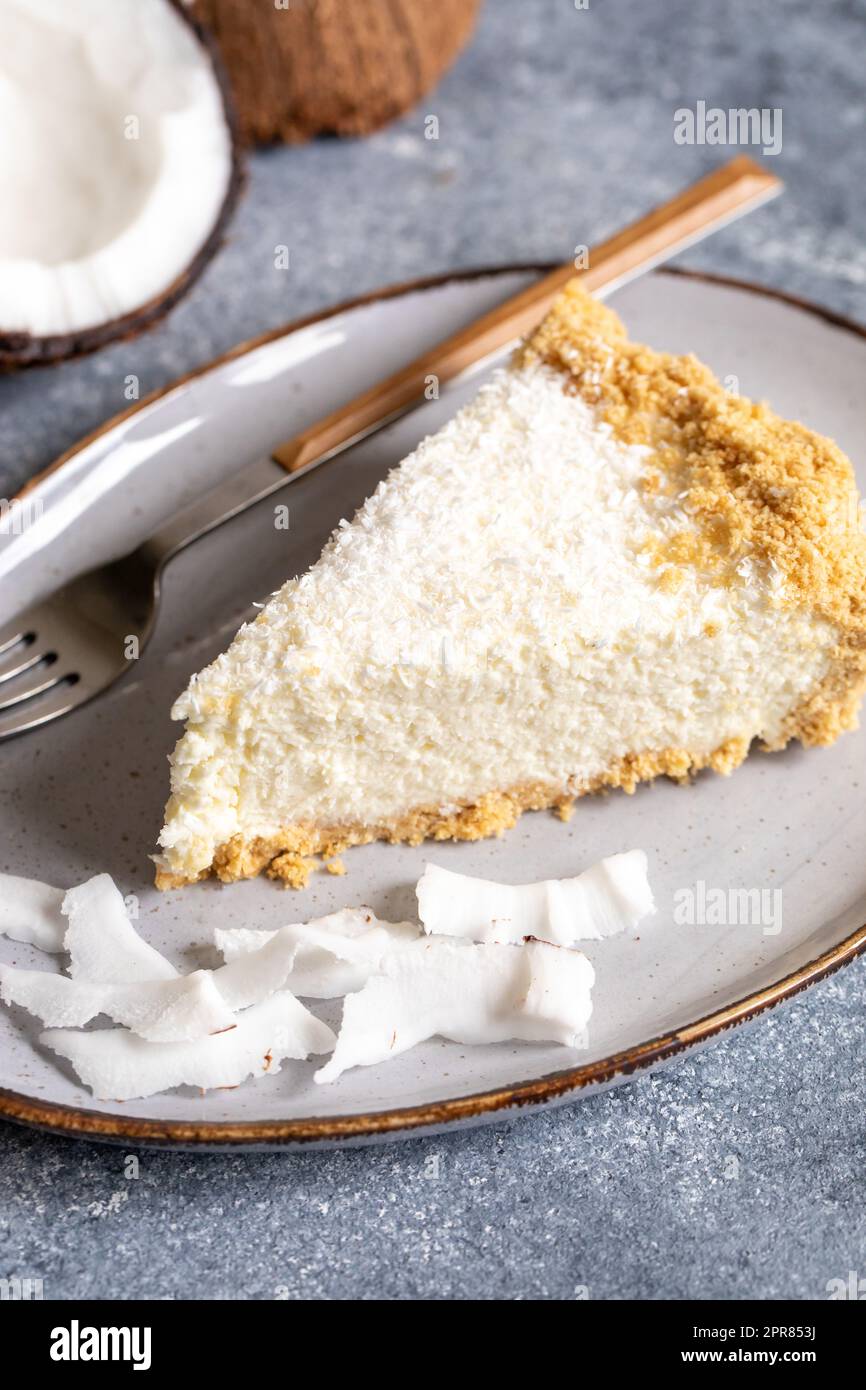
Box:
[0,0,242,368]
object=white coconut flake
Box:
[315,938,594,1084]
[0,873,65,952]
[63,874,178,983]
[42,991,336,1101]
[283,919,419,998]
[214,907,375,963]
[214,926,278,963]
[215,908,420,998]
[0,964,236,1042]
[211,928,300,1011]
[416,851,654,945]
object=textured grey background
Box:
[1,0,865,1301]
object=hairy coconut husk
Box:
[188,0,483,145]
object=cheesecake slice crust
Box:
[156,285,866,889]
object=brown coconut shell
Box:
[0,0,244,371]
[189,0,483,145]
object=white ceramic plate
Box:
[1,267,864,1149]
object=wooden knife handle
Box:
[272,156,781,474]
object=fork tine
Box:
[0,536,158,740]
[0,641,48,685]
[0,617,34,655]
[0,661,68,713]
[0,676,83,740]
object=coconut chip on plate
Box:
[315,937,595,1084]
[63,874,179,983]
[0,965,237,1042]
[215,908,420,997]
[416,850,654,945]
[41,991,336,1102]
[0,873,66,952]
[0,849,658,1099]
[1,884,313,1043]
[210,926,302,1009]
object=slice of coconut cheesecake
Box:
[156,283,866,888]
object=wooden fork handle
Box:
[272,156,781,474]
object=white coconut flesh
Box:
[0,0,234,341]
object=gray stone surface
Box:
[1,0,864,1301]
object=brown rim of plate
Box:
[3,264,866,1148]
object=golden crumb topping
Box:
[520,281,866,638]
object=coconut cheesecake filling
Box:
[156,359,842,887]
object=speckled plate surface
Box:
[1,266,865,1149]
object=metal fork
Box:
[0,158,781,740]
[0,457,294,739]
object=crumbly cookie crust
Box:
[156,738,754,889]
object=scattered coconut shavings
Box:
[215,926,279,963]
[215,907,405,961]
[1,855,650,1098]
[281,920,419,998]
[415,851,654,945]
[315,938,594,1084]
[0,874,65,952]
[41,991,336,1102]
[63,875,178,983]
[211,928,300,1010]
[0,965,236,1043]
[215,908,420,998]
